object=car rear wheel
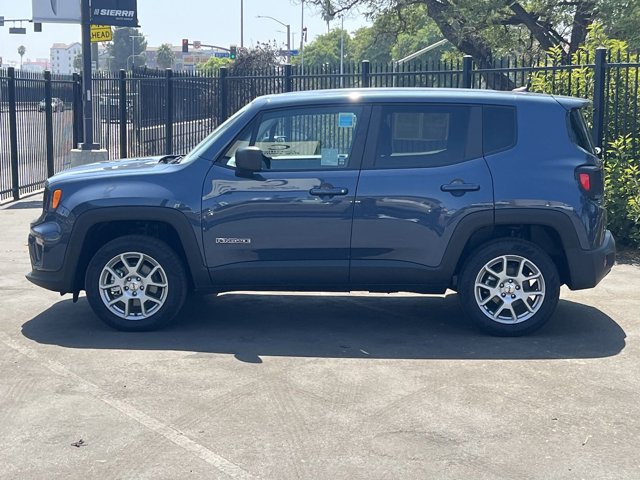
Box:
[85,235,188,331]
[458,239,560,336]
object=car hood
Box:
[48,156,175,184]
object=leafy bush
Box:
[605,136,640,247]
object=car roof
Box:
[252,87,589,109]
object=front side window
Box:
[219,106,363,171]
[373,105,477,168]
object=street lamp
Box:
[256,15,291,62]
[130,34,144,70]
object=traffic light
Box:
[182,39,189,53]
[229,45,237,60]
[34,22,42,32]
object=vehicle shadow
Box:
[21,293,625,362]
[2,200,43,210]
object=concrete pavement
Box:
[1,196,639,479]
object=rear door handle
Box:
[309,187,349,196]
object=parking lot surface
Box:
[1,196,639,479]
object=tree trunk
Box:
[423,0,515,90]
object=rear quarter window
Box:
[568,108,595,154]
[483,106,517,155]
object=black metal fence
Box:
[1,68,76,201]
[2,47,639,202]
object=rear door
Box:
[350,103,494,290]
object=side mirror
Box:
[235,146,264,173]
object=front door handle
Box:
[440,182,480,196]
[309,187,349,196]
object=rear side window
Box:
[372,105,479,168]
[483,106,517,155]
[568,108,595,154]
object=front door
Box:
[202,104,370,288]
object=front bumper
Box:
[26,220,73,294]
[565,230,616,290]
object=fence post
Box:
[361,60,370,88]
[462,55,473,88]
[284,64,293,93]
[72,73,83,146]
[7,67,19,201]
[44,71,55,178]
[592,47,607,150]
[118,69,127,159]
[220,67,229,122]
[165,68,173,155]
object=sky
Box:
[0,0,369,66]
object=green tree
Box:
[306,0,640,89]
[17,45,26,69]
[156,43,175,69]
[197,56,232,72]
[106,27,147,71]
[295,29,352,67]
[73,52,82,72]
[231,42,282,73]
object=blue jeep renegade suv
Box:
[27,88,616,336]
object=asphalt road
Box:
[1,196,639,479]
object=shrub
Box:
[605,136,640,247]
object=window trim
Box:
[361,103,483,170]
[215,104,372,173]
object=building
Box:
[145,45,221,71]
[22,58,50,73]
[50,43,82,75]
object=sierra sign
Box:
[90,0,138,27]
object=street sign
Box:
[193,41,201,49]
[9,27,27,34]
[90,25,112,43]
[214,52,230,58]
[279,49,300,56]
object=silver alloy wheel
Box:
[474,254,546,324]
[98,252,169,320]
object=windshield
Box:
[180,103,253,164]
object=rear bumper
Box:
[565,230,616,290]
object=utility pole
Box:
[80,0,98,149]
[240,0,244,48]
[300,0,305,75]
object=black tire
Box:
[458,238,560,336]
[85,235,188,331]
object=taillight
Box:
[579,172,591,191]
[576,166,603,198]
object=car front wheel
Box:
[458,239,560,336]
[85,235,188,331]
